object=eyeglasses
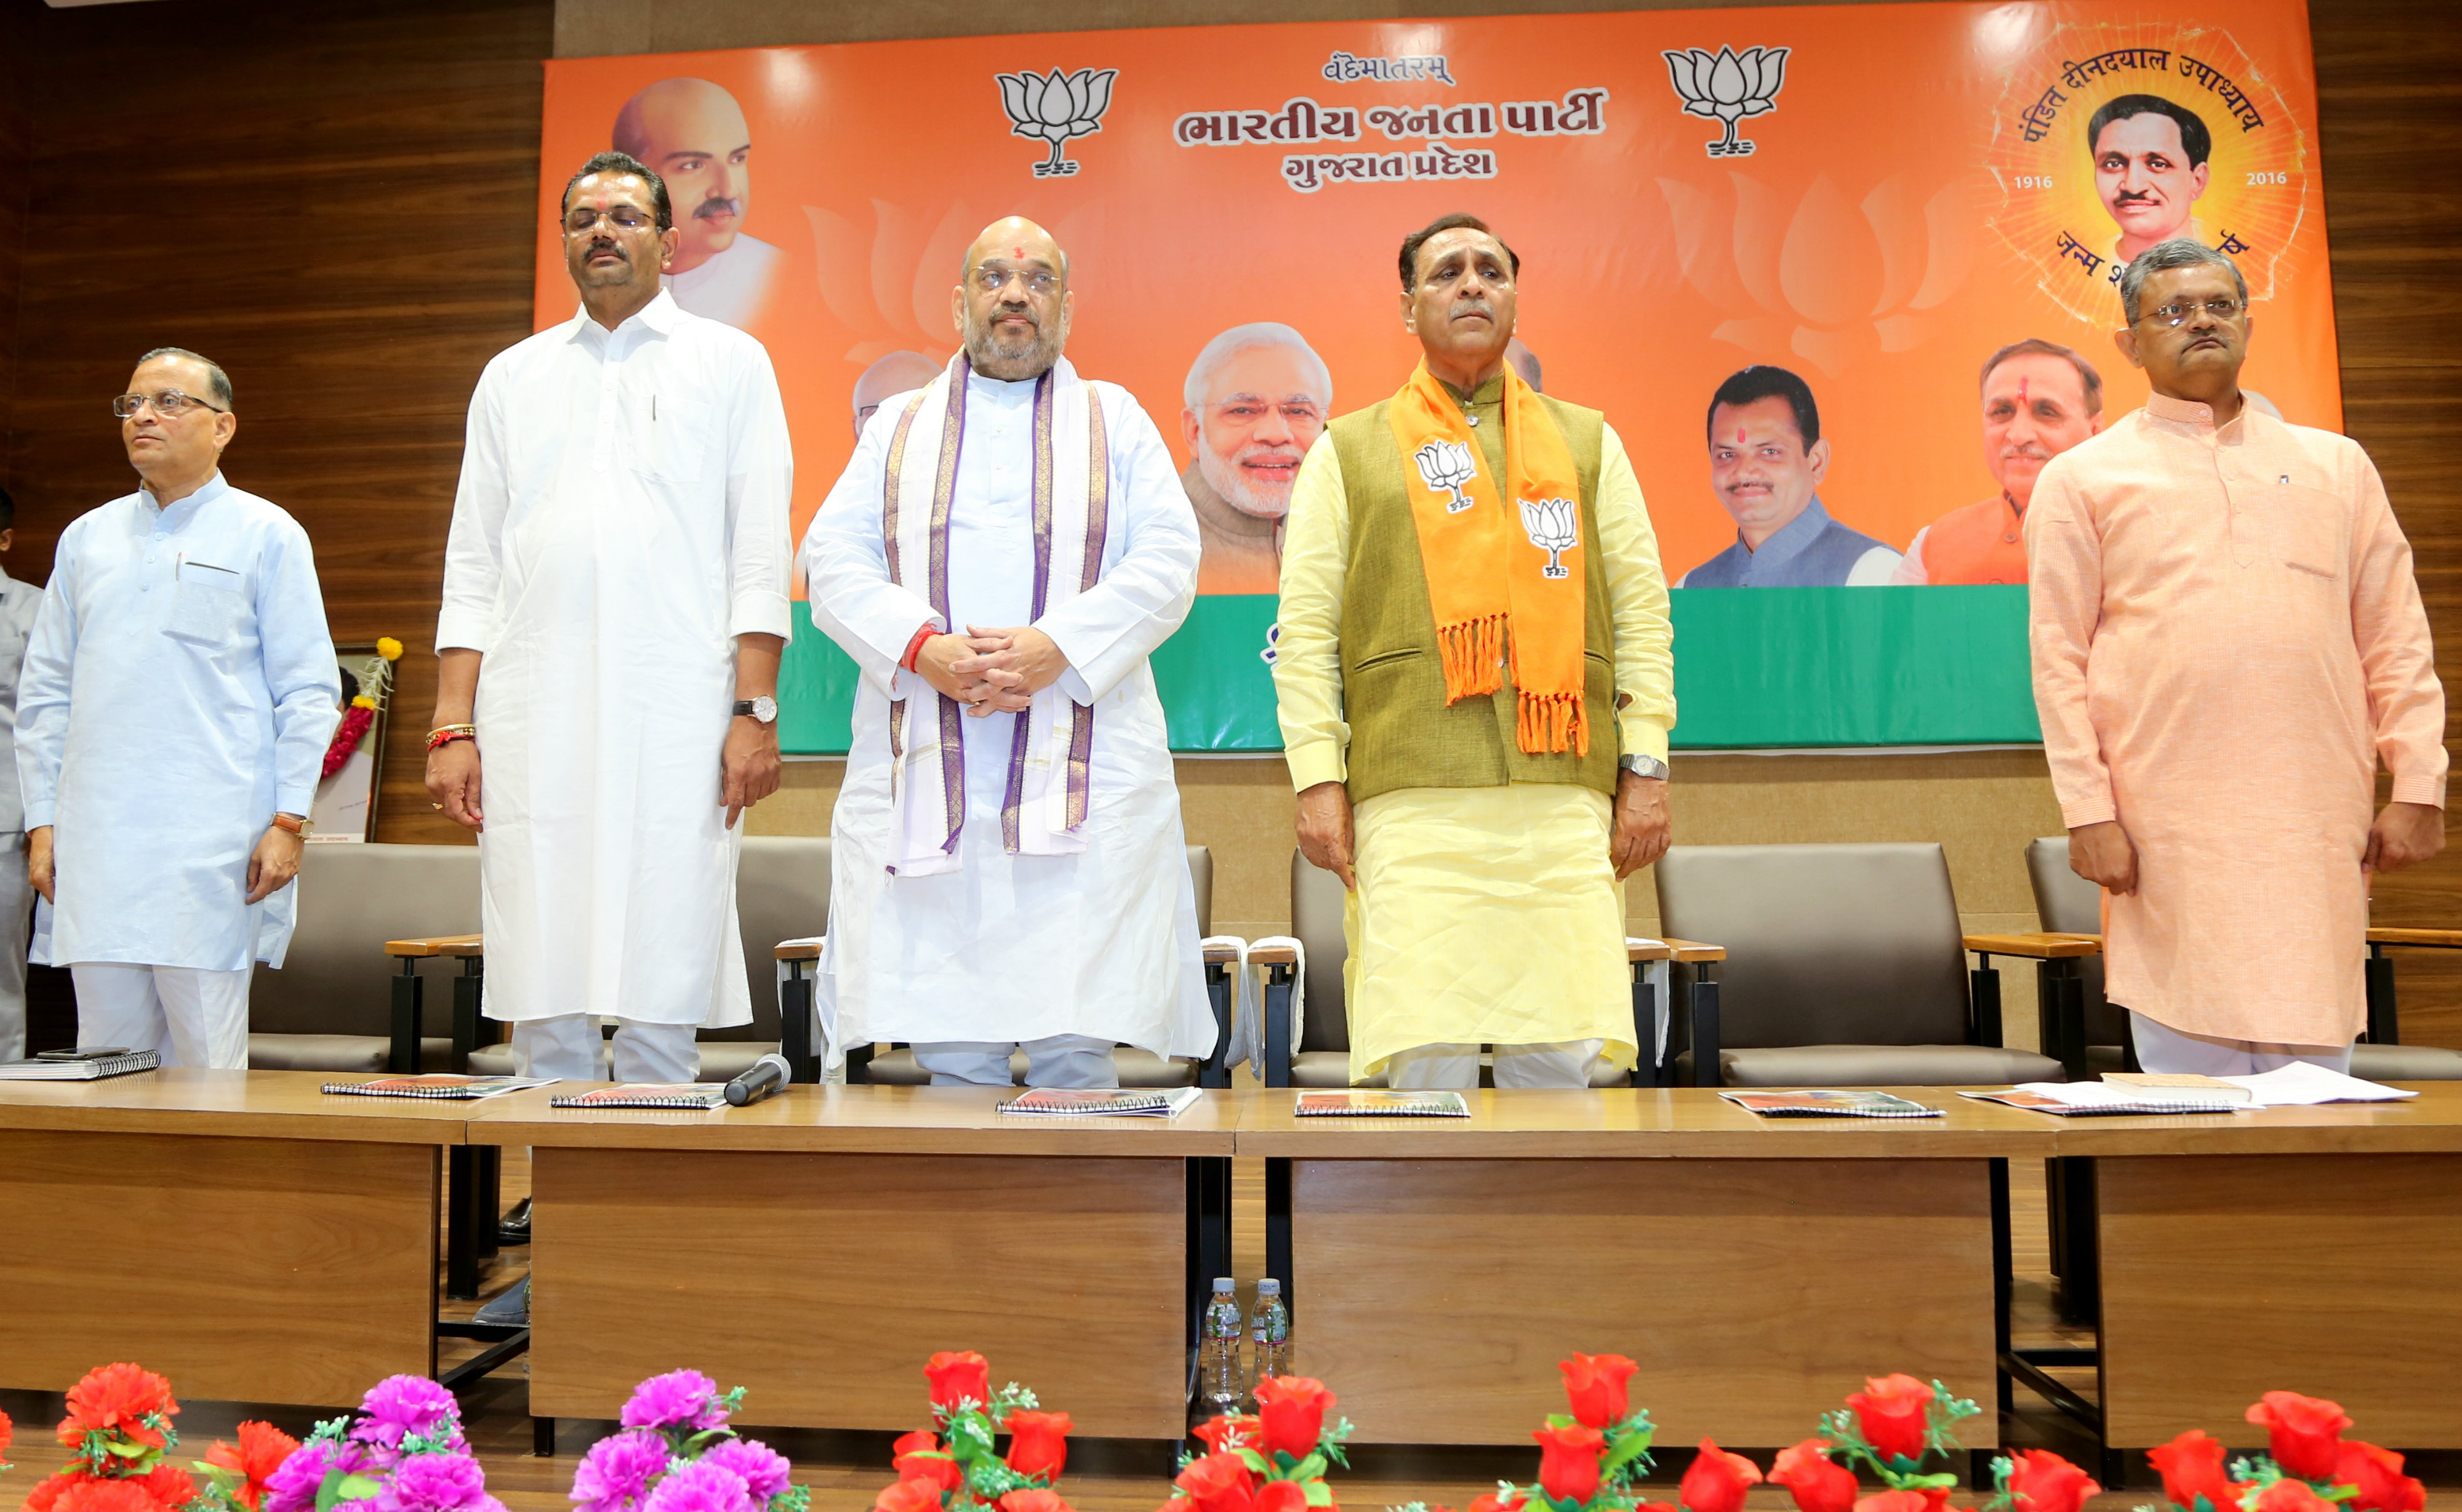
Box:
[564,206,657,235]
[972,265,1061,298]
[112,390,227,419]
[1209,401,1325,429]
[2141,297,2246,327]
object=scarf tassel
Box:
[1516,690,1589,758]
[1436,614,1508,704]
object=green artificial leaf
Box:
[950,1415,997,1462]
[683,1429,737,1457]
[1289,1454,1329,1483]
[771,1488,812,1512]
[1302,1482,1335,1508]
[1599,1433,1655,1485]
[1237,1450,1273,1476]
[1900,1473,1961,1491]
[1546,1415,1575,1431]
[719,1387,747,1418]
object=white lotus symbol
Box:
[1413,439,1479,513]
[1520,497,1579,578]
[1663,46,1789,157]
[995,68,1118,177]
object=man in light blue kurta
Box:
[17,349,336,1068]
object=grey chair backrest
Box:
[1290,850,1350,1052]
[1187,844,1214,937]
[249,842,481,1035]
[2023,836,2125,1046]
[1654,842,1971,1048]
[720,834,835,1041]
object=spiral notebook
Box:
[1293,1090,1471,1117]
[323,1074,555,1100]
[0,1049,159,1081]
[1718,1089,1944,1118]
[551,1083,730,1110]
[1959,1085,2241,1118]
[998,1087,1205,1118]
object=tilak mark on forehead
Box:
[2018,376,2031,406]
[1734,427,1746,444]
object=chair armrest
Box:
[1256,948,1298,1089]
[773,937,825,962]
[1963,932,2100,959]
[2367,927,2462,950]
[1662,937,1726,964]
[1628,940,1674,963]
[387,933,485,959]
[1198,940,1242,1089]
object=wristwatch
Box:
[1619,754,1669,780]
[734,696,779,726]
[270,813,315,838]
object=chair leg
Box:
[1990,1158,2015,1414]
[1264,1156,1293,1316]
[445,1144,481,1302]
[2366,948,2400,1044]
[389,963,423,1076]
[1262,965,1294,1090]
[1688,969,1722,1089]
[534,1417,556,1457]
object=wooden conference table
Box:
[2,1073,2457,1463]
[0,1068,460,1405]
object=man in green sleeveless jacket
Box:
[1271,213,1677,1089]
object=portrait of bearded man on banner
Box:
[614,76,780,329]
[1180,322,1332,594]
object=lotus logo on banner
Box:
[1662,46,1789,158]
[995,68,1119,177]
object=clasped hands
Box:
[2070,801,2445,895]
[916,624,1068,716]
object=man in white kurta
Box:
[808,217,1214,1087]
[18,350,336,1068]
[431,152,793,1084]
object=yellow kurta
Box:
[2027,393,2447,1046]
[1275,422,1675,1081]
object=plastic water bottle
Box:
[1247,1278,1291,1396]
[1200,1278,1245,1413]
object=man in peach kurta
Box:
[2028,241,2446,1074]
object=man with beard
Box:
[2090,94,2214,267]
[614,78,780,329]
[1896,338,2104,585]
[1273,212,1675,1089]
[1181,322,1331,593]
[2030,239,2444,1074]
[429,150,793,1081]
[806,216,1216,1088]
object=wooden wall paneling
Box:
[4,0,552,844]
[2312,1,2462,1046]
[0,0,25,491]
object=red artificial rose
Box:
[2246,1394,2351,1483]
[2149,1431,2243,1512]
[1770,1440,1857,1512]
[1637,1502,1682,1512]
[1468,1494,1528,1512]
[998,1492,1075,1512]
[134,1465,196,1510]
[1678,1439,1763,1512]
[25,1471,92,1512]
[1534,1423,1606,1506]
[2004,1450,2099,1512]
[924,1353,993,1415]
[1256,1483,1312,1512]
[2,1404,14,1457]
[1253,1378,1337,1460]
[894,1432,963,1495]
[1174,1454,1257,1512]
[1559,1356,1641,1430]
[59,1364,179,1452]
[877,1479,947,1512]
[1845,1376,1933,1465]
[2335,1442,2425,1512]
[1006,1410,1072,1482]
[2254,1482,2336,1512]
[1852,1492,1935,1512]
[206,1422,300,1512]
[1193,1417,1259,1456]
[48,1484,169,1512]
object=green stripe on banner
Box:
[775,586,2039,756]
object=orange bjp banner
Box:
[534,0,2331,752]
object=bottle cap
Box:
[1213,1277,1236,1293]
[1257,1278,1282,1295]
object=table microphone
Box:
[723,1053,793,1107]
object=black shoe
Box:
[497,1198,532,1246]
[474,1276,529,1327]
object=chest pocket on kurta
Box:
[2254,482,2348,580]
[163,560,250,646]
[628,391,710,483]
